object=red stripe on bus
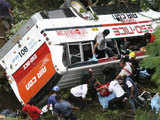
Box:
[102,20,152,27]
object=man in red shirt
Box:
[22,104,42,120]
[96,82,116,111]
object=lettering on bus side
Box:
[112,13,138,22]
[25,66,47,90]
[23,54,37,70]
[112,24,153,36]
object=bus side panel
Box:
[12,43,56,104]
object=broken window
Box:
[116,35,148,55]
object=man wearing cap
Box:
[69,82,88,110]
[108,79,126,109]
[47,86,60,113]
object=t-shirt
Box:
[22,104,42,119]
[0,0,11,16]
[48,93,57,108]
[55,100,72,117]
[96,32,111,51]
[70,84,88,98]
[126,80,133,88]
[108,80,125,98]
[119,62,132,77]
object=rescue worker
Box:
[116,57,133,80]
[119,75,138,111]
[91,29,114,61]
[22,104,43,120]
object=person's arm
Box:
[115,74,121,80]
[130,86,134,98]
[71,105,80,110]
[67,102,80,110]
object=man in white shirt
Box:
[69,84,88,110]
[108,80,125,98]
[116,58,133,80]
[108,80,126,109]
[70,84,88,99]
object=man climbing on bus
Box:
[91,29,115,61]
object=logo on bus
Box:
[112,13,138,22]
[25,66,47,90]
[56,29,87,37]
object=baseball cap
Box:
[52,85,60,92]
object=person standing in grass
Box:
[22,104,43,120]
[47,86,60,113]
[55,95,79,120]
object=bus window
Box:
[82,42,93,61]
[69,43,81,64]
[116,35,148,55]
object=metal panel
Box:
[58,61,120,88]
[0,16,38,59]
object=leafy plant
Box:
[135,109,158,120]
[140,27,160,88]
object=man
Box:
[91,29,114,60]
[22,104,42,120]
[0,0,13,30]
[47,86,60,113]
[108,79,126,109]
[55,95,79,120]
[95,81,116,111]
[69,83,88,110]
[120,76,138,111]
[81,68,97,100]
[116,58,133,80]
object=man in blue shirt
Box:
[55,95,79,120]
[47,86,60,113]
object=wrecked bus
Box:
[0,0,160,104]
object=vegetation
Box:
[140,27,160,90]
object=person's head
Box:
[55,95,62,102]
[50,85,60,94]
[103,29,110,37]
[129,51,136,59]
[119,57,127,67]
